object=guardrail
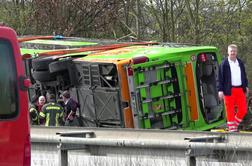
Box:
[31,127,252,166]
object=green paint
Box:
[81,46,217,61]
[79,45,225,131]
[23,39,97,46]
[23,43,225,131]
[21,48,92,58]
[21,48,54,55]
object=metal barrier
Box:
[31,127,252,166]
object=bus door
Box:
[0,26,30,166]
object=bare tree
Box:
[30,0,120,37]
[145,0,185,42]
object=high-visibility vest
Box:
[40,102,64,126]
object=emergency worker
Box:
[39,94,64,126]
[29,95,39,125]
[29,105,39,125]
[218,44,249,132]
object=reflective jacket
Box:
[39,102,64,126]
[29,104,39,125]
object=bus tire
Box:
[49,58,72,73]
[32,57,56,71]
[32,70,56,82]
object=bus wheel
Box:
[32,57,56,71]
[49,59,72,73]
[32,70,56,82]
[49,58,73,73]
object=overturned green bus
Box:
[23,42,226,130]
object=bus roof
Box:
[21,48,56,55]
[75,45,218,62]
[20,48,92,58]
[22,39,98,46]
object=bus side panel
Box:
[117,61,134,128]
[185,63,199,121]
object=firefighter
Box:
[29,95,39,125]
[39,94,64,127]
[29,105,39,125]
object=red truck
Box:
[0,26,30,165]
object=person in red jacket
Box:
[38,96,46,111]
[218,44,249,132]
[29,95,46,124]
[37,95,46,124]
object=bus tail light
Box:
[199,53,207,62]
[132,56,149,64]
[23,134,31,166]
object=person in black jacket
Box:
[62,90,80,126]
[218,44,249,132]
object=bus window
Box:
[0,39,18,119]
